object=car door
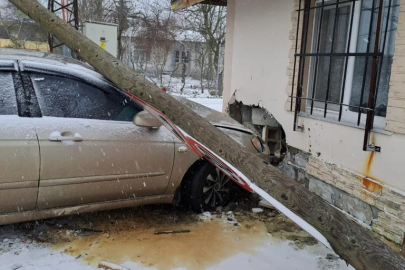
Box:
[26,69,175,209]
[0,61,40,214]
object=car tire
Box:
[189,162,234,213]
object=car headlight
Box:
[251,136,264,153]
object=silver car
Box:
[0,49,269,225]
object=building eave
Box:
[171,0,226,10]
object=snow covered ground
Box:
[156,75,224,112]
[159,75,220,99]
[186,98,223,112]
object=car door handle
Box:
[178,146,188,153]
[49,132,83,142]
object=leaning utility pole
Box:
[8,1,405,270]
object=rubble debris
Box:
[252,208,264,214]
[32,235,52,243]
[326,253,340,261]
[285,234,318,248]
[226,211,235,220]
[11,264,22,270]
[154,230,191,235]
[198,211,213,221]
[221,211,238,225]
[98,261,129,270]
[79,227,102,233]
[259,199,276,210]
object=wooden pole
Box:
[171,0,205,10]
[8,1,405,269]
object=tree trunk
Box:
[9,1,405,269]
[95,0,103,21]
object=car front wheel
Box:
[189,163,233,212]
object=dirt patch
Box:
[57,219,266,270]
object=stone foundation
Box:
[279,146,405,245]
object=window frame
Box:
[182,51,190,63]
[0,70,19,116]
[0,60,43,118]
[27,70,142,122]
[306,0,386,129]
[307,0,354,112]
[292,0,397,151]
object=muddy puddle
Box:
[2,199,401,270]
[38,205,270,270]
[5,199,323,270]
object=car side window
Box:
[30,73,140,121]
[0,71,18,115]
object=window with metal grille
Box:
[290,0,400,152]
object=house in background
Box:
[180,0,405,246]
[122,30,208,81]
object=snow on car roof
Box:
[0,48,92,70]
[0,48,115,90]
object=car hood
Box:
[172,96,253,134]
[173,96,270,158]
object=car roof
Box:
[0,48,94,71]
[0,48,115,90]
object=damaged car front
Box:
[172,96,270,160]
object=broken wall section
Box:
[228,101,286,165]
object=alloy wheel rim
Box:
[202,168,231,208]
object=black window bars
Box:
[290,0,398,152]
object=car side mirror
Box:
[133,111,162,128]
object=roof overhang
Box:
[171,0,227,10]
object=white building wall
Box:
[223,0,405,244]
[223,0,405,193]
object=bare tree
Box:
[131,0,178,85]
[0,1,23,41]
[78,0,135,60]
[178,4,226,92]
[0,0,47,49]
[78,0,105,22]
[195,43,209,93]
